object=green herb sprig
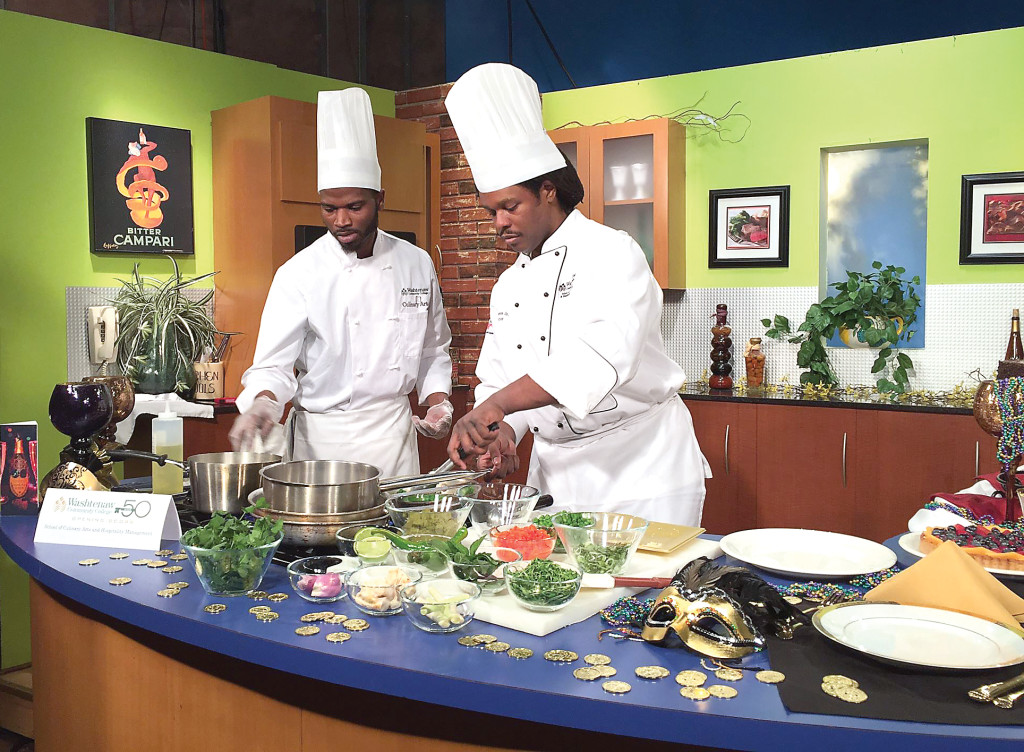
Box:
[507,559,580,607]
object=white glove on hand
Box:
[228,395,284,451]
[411,399,454,439]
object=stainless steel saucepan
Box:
[188,451,281,513]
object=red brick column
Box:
[395,84,517,400]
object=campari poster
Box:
[86,117,195,255]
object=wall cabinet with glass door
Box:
[549,119,685,289]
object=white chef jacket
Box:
[238,230,452,474]
[475,210,710,524]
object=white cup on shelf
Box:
[609,165,629,201]
[631,162,651,199]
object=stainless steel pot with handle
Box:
[260,460,381,514]
[188,452,282,513]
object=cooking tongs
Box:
[378,465,488,493]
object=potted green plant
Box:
[762,262,921,394]
[113,255,221,396]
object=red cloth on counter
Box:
[931,492,1018,524]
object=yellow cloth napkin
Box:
[864,540,1024,625]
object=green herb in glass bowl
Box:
[505,558,581,611]
[180,498,283,596]
[553,512,647,575]
[533,510,592,554]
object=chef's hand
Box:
[228,395,283,451]
[447,399,505,468]
[411,398,454,439]
[478,423,519,479]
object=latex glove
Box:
[412,399,454,439]
[228,395,284,451]
[478,425,519,480]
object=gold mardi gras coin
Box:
[255,611,279,622]
[131,559,151,566]
[715,667,744,682]
[109,577,132,586]
[154,549,174,557]
[543,650,578,662]
[157,588,179,598]
[485,641,511,653]
[507,648,534,659]
[301,612,326,623]
[295,625,320,636]
[822,674,858,688]
[836,685,868,704]
[147,560,168,568]
[755,670,786,684]
[473,634,497,644]
[680,686,711,701]
[635,666,670,680]
[821,682,841,698]
[573,667,601,681]
[584,653,612,666]
[268,593,289,602]
[109,552,130,560]
[79,558,101,566]
[323,614,348,624]
[594,665,617,677]
[602,681,631,694]
[168,582,189,589]
[783,595,803,605]
[249,605,273,614]
[169,553,189,561]
[707,685,739,699]
[161,565,184,574]
[457,636,481,647]
[343,619,369,631]
[204,604,227,614]
[248,590,269,601]
[326,632,351,643]
[675,670,707,687]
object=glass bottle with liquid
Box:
[152,403,183,495]
[744,337,766,388]
[1006,308,1023,361]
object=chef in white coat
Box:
[229,87,454,476]
[444,63,710,526]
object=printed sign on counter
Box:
[34,488,181,550]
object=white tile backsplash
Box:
[662,284,1024,391]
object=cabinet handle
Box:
[724,424,731,475]
[842,432,848,488]
[976,441,980,478]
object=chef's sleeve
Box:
[475,318,531,445]
[236,270,308,414]
[528,235,658,421]
[414,269,454,402]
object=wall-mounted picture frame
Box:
[960,171,1024,264]
[709,185,790,268]
[86,117,195,255]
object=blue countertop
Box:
[2,516,1021,751]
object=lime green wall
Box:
[542,27,1024,289]
[0,9,394,669]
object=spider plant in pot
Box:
[762,262,921,394]
[112,255,221,396]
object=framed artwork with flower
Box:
[708,185,790,268]
[960,171,1024,264]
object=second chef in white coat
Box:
[229,88,453,476]
[444,63,709,525]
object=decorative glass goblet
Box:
[48,382,114,470]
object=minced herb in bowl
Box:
[553,512,648,575]
[505,558,582,612]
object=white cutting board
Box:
[473,537,722,637]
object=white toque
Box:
[444,63,566,193]
[317,88,381,192]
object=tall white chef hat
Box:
[445,63,566,193]
[317,87,381,192]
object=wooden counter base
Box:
[29,581,704,752]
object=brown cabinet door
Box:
[684,399,756,535]
[755,405,859,535]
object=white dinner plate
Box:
[719,528,897,578]
[898,531,1024,580]
[813,601,1024,670]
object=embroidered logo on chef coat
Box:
[557,274,575,299]
[401,286,430,310]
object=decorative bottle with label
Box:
[744,337,766,388]
[1006,308,1023,361]
[709,304,733,389]
[9,437,29,500]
